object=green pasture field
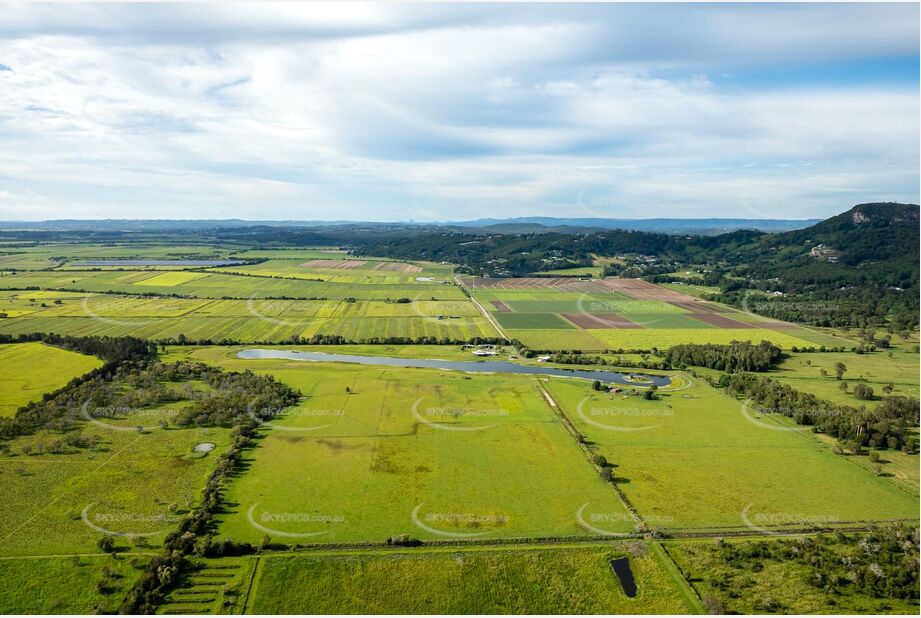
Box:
[503,329,607,350]
[0,342,103,417]
[531,265,604,277]
[811,431,920,495]
[668,537,919,614]
[0,555,147,614]
[0,403,230,556]
[244,544,695,614]
[587,328,817,350]
[156,352,632,544]
[495,312,576,330]
[659,283,720,298]
[770,350,920,405]
[544,376,919,531]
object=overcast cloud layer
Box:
[0,2,918,221]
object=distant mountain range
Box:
[0,216,821,235]
[447,217,821,234]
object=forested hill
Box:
[357,203,918,274]
[771,202,918,265]
[357,202,919,330]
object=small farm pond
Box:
[237,349,671,387]
[610,557,638,597]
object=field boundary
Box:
[653,541,705,614]
[455,275,509,340]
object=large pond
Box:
[237,349,671,387]
[71,259,246,267]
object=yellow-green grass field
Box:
[544,376,919,531]
[160,351,632,544]
[660,282,720,298]
[0,406,230,556]
[0,555,147,614]
[587,327,818,350]
[769,350,920,406]
[243,544,696,614]
[531,265,604,277]
[0,342,102,417]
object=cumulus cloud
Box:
[0,2,917,221]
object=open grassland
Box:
[0,555,147,614]
[0,342,102,417]
[544,376,919,531]
[660,283,720,298]
[0,409,230,556]
[770,350,920,406]
[531,265,604,277]
[159,353,632,544]
[244,544,694,614]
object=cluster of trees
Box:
[666,341,783,372]
[0,336,158,442]
[0,332,156,363]
[173,364,300,426]
[539,352,666,370]
[117,364,300,613]
[156,333,512,347]
[723,373,919,452]
[708,525,919,606]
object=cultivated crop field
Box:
[463,276,836,351]
[0,342,102,416]
[0,292,497,343]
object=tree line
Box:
[722,372,919,453]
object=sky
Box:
[0,2,918,222]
